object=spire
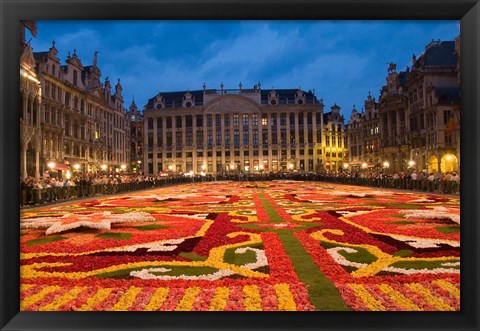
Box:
[93,50,98,67]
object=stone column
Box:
[267,113,272,171]
[182,115,186,173]
[20,124,33,180]
[35,137,41,179]
[143,115,148,173]
[152,116,158,174]
[294,112,300,170]
[220,113,225,170]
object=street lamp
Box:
[121,164,126,171]
[408,160,415,168]
[343,163,349,171]
[48,162,55,170]
[230,164,235,170]
[383,161,390,169]
[168,165,173,171]
[73,163,80,171]
[288,163,294,171]
[361,162,368,169]
[101,164,107,171]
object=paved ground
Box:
[20,180,460,311]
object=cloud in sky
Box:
[30,20,459,119]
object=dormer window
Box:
[295,90,306,105]
[268,89,279,105]
[183,92,194,108]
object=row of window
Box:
[147,129,321,148]
[148,148,318,159]
[147,112,322,130]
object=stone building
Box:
[20,21,42,179]
[126,99,144,173]
[143,84,325,175]
[348,38,460,175]
[33,43,130,176]
[407,40,460,173]
[377,67,410,172]
[346,106,363,171]
[322,104,349,172]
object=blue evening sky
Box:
[28,20,459,119]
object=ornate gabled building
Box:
[378,66,410,172]
[322,104,348,172]
[143,84,325,175]
[346,106,364,171]
[20,21,42,179]
[126,99,144,172]
[407,40,460,173]
[33,42,130,175]
[361,93,381,167]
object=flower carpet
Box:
[20,181,460,311]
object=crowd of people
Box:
[20,169,460,207]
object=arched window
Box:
[73,96,79,110]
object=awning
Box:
[53,164,69,171]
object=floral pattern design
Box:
[20,181,459,311]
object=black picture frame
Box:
[1,0,479,330]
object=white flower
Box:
[107,239,185,252]
[20,212,155,235]
[399,206,460,224]
[328,190,386,197]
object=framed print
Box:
[1,0,479,330]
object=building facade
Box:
[20,21,42,180]
[347,38,460,175]
[322,104,348,172]
[406,40,460,173]
[126,99,144,173]
[143,84,325,175]
[33,42,130,176]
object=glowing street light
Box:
[73,163,80,171]
[48,162,55,170]
[343,163,349,169]
[230,164,235,170]
[121,164,127,171]
[201,164,207,170]
[408,160,415,167]
[101,164,107,171]
[361,162,368,169]
[383,161,390,168]
[168,165,173,171]
[288,163,294,170]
